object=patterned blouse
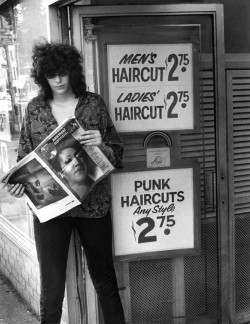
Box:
[17,91,123,218]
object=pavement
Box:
[0,273,40,324]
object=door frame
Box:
[71,4,230,323]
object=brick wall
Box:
[0,216,40,314]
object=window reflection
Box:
[0,0,48,239]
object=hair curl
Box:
[30,40,86,100]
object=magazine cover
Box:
[1,117,115,222]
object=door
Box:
[227,69,250,323]
[72,4,229,324]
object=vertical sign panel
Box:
[111,167,200,260]
[108,44,195,132]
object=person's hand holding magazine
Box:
[2,174,25,198]
[2,130,104,200]
[78,129,111,156]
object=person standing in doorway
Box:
[5,40,125,324]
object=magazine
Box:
[1,117,115,222]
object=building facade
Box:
[0,1,250,323]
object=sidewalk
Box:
[0,273,39,324]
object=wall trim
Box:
[0,0,14,9]
[225,53,250,69]
[0,214,37,261]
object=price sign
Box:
[107,44,197,132]
[111,167,199,259]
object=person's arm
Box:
[100,117,123,169]
[79,96,123,168]
[17,103,33,162]
[5,103,33,197]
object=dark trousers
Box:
[33,212,125,324]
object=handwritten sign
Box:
[146,147,170,168]
[107,44,195,132]
[111,167,198,259]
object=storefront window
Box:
[0,0,48,238]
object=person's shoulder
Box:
[26,95,46,111]
[82,91,103,102]
[81,91,107,111]
[28,94,45,105]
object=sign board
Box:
[107,43,198,133]
[146,147,170,168]
[111,166,200,260]
[0,110,11,142]
[0,142,9,173]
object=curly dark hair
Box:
[31,40,86,100]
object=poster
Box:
[111,167,199,259]
[0,142,9,173]
[108,43,196,132]
[0,111,11,142]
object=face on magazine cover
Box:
[57,146,93,198]
[22,174,45,204]
[59,148,87,182]
[26,161,68,208]
[9,160,67,209]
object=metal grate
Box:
[129,258,173,324]
[185,219,219,323]
[129,219,219,323]
[235,213,250,320]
